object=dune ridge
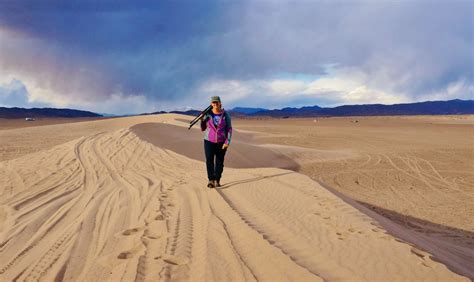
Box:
[0,114,468,281]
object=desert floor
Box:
[234,116,474,229]
[235,115,474,275]
[0,114,471,281]
[0,117,104,131]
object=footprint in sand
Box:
[370,222,382,228]
[336,232,345,240]
[162,255,189,265]
[117,251,134,259]
[146,233,161,239]
[421,262,431,268]
[262,234,276,244]
[411,247,427,259]
[122,228,140,236]
[144,229,162,239]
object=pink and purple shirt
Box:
[200,110,233,145]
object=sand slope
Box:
[0,115,467,281]
[131,122,300,170]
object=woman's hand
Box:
[222,144,229,150]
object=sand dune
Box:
[0,114,468,281]
[132,119,474,279]
[131,122,299,170]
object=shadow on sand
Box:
[217,171,295,189]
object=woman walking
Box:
[200,96,232,188]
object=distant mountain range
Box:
[1,99,473,119]
[231,107,268,114]
[164,99,474,117]
[0,107,102,119]
[230,99,474,117]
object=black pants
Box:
[204,140,227,181]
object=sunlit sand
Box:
[0,114,470,280]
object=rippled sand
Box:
[0,114,469,281]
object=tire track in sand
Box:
[0,125,468,281]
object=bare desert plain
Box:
[0,114,472,281]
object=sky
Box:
[0,0,473,114]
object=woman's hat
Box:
[211,96,221,103]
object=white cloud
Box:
[26,82,76,107]
[299,68,410,105]
[0,72,157,114]
[266,79,306,96]
[90,92,153,115]
[0,77,29,107]
[343,86,407,105]
[197,79,254,103]
[417,78,474,102]
[196,67,412,108]
[303,76,360,95]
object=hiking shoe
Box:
[215,180,221,188]
[207,180,215,188]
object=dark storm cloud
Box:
[224,1,473,95]
[0,1,234,104]
[0,0,472,113]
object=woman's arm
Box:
[224,112,232,145]
[200,114,209,131]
